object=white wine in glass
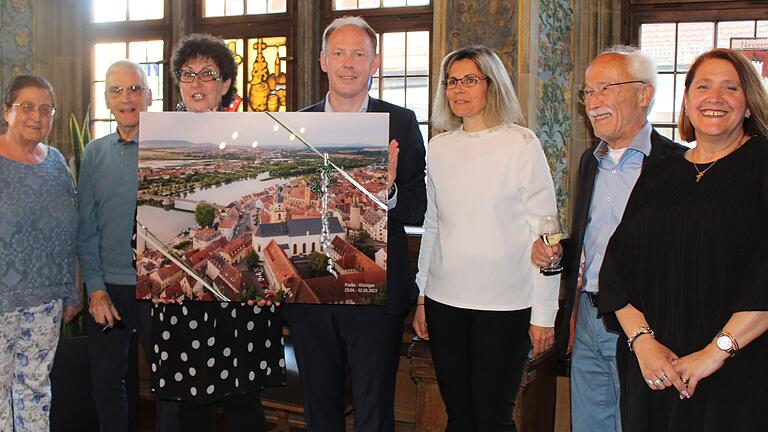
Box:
[538,215,564,275]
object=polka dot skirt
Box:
[150,302,286,403]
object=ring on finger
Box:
[659,373,668,382]
[682,377,690,385]
[646,379,654,387]
[653,379,663,386]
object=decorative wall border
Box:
[536,0,574,228]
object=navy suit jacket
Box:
[284,97,427,317]
[557,129,686,358]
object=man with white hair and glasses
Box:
[77,60,170,432]
[531,46,685,431]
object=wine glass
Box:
[538,214,563,275]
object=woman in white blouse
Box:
[412,46,559,432]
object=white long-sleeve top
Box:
[416,124,560,327]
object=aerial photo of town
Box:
[135,112,389,305]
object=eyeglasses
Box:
[8,102,56,118]
[106,85,148,98]
[175,69,221,83]
[578,80,646,104]
[442,75,487,89]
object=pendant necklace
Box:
[690,136,748,183]
[693,160,717,183]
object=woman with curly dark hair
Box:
[150,33,285,432]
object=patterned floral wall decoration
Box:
[0,0,36,97]
[445,0,518,89]
[536,0,574,229]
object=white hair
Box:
[105,60,149,88]
[322,16,378,54]
[598,45,658,110]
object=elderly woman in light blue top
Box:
[0,75,80,431]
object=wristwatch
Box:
[715,330,739,357]
[387,184,396,200]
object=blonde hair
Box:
[678,48,768,142]
[431,46,523,131]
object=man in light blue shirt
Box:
[532,46,684,431]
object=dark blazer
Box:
[286,97,427,316]
[556,129,686,359]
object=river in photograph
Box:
[136,205,196,251]
[183,172,296,207]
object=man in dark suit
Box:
[282,16,426,431]
[532,46,685,432]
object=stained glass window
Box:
[91,40,165,138]
[225,37,288,112]
[204,0,287,17]
[92,0,164,22]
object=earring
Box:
[746,109,751,119]
[684,110,688,118]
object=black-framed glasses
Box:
[578,80,646,104]
[175,68,221,83]
[8,102,56,118]
[442,75,487,89]
[106,85,147,98]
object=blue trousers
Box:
[570,293,622,432]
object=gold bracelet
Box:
[627,326,655,352]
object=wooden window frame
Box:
[87,0,172,133]
[195,0,298,111]
[625,1,768,140]
[322,1,433,138]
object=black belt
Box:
[585,292,599,308]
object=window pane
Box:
[247,0,267,14]
[205,0,225,17]
[94,42,127,81]
[128,0,163,20]
[649,73,674,123]
[419,124,428,147]
[640,23,676,72]
[757,20,768,37]
[94,121,115,139]
[717,21,756,48]
[677,22,714,71]
[93,81,109,120]
[369,76,380,99]
[246,36,288,112]
[93,0,127,22]
[382,77,405,107]
[267,0,286,13]
[406,77,429,122]
[383,0,406,6]
[334,0,359,11]
[406,31,429,75]
[674,72,686,119]
[226,0,245,15]
[382,32,405,76]
[407,0,430,4]
[655,127,675,142]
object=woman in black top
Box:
[151,33,285,432]
[599,48,768,432]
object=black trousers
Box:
[425,297,531,432]
[286,306,404,432]
[87,284,180,432]
[173,391,267,432]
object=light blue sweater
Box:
[0,147,78,312]
[77,133,138,294]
